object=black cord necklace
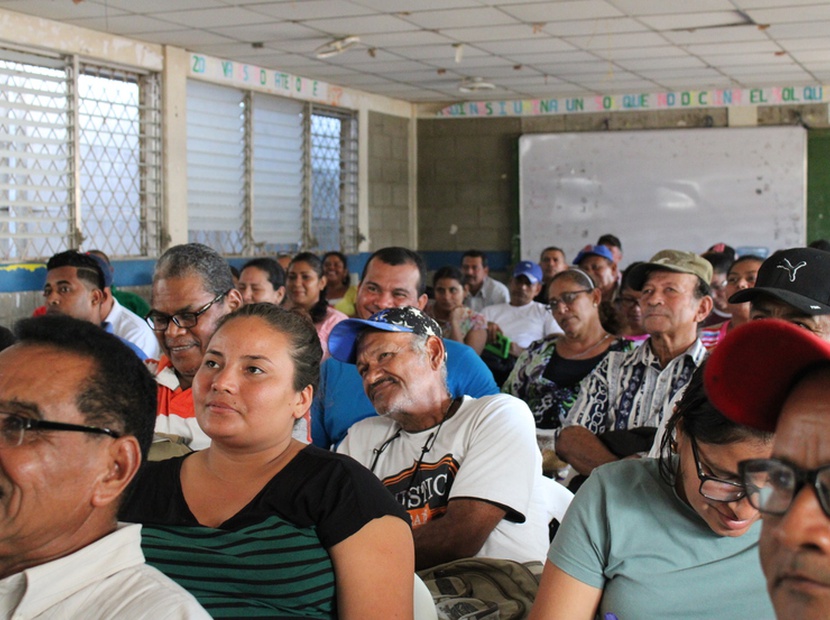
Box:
[369,397,462,477]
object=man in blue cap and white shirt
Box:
[478,260,561,385]
[331,307,551,570]
[482,261,561,359]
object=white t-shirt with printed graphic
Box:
[338,393,550,564]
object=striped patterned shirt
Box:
[557,338,707,437]
[120,446,409,619]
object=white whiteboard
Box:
[519,127,807,267]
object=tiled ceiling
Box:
[1,0,829,103]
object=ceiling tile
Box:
[299,13,416,34]
[207,22,323,43]
[506,50,600,64]
[153,7,270,29]
[1,0,127,19]
[746,4,830,25]
[505,1,624,21]
[697,52,792,66]
[143,30,235,46]
[66,15,186,36]
[351,0,480,10]
[732,0,829,7]
[684,40,781,55]
[540,17,648,37]
[661,25,770,45]
[638,67,725,80]
[723,63,807,76]
[778,37,830,52]
[89,0,224,11]
[246,1,373,20]
[534,60,622,76]
[639,11,750,30]
[607,0,736,15]
[790,49,830,63]
[439,25,541,43]
[403,7,520,30]
[565,31,668,50]
[360,30,453,48]
[593,45,688,60]
[340,59,433,72]
[766,21,830,38]
[616,56,706,71]
[385,43,489,61]
[473,37,577,55]
[655,77,738,89]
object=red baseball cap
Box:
[705,319,830,432]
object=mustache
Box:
[368,377,396,400]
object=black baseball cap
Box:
[729,247,830,315]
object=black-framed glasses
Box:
[0,412,121,447]
[546,289,592,311]
[690,436,747,502]
[740,458,830,518]
[145,292,227,332]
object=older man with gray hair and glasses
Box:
[144,243,242,453]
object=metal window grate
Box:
[0,53,71,261]
[0,49,162,261]
[77,64,162,257]
[308,106,359,254]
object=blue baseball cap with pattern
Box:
[328,306,442,364]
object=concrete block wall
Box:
[418,117,521,254]
[368,111,411,249]
[417,103,830,261]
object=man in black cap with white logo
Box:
[729,247,830,341]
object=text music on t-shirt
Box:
[380,455,459,528]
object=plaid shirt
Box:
[557,338,707,437]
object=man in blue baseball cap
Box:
[481,260,562,384]
[331,306,550,570]
[574,244,619,303]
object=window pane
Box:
[78,66,161,257]
[251,93,303,251]
[0,54,70,260]
[309,109,358,253]
[186,80,246,254]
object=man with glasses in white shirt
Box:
[706,319,830,620]
[0,314,208,618]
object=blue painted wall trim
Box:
[0,250,514,293]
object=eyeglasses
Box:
[0,412,121,447]
[145,292,227,331]
[740,458,830,518]
[690,436,747,502]
[546,289,592,311]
